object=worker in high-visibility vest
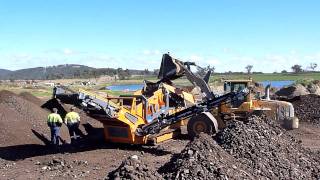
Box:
[47,108,63,146]
[64,107,82,144]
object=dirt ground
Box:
[1,122,319,180]
[288,122,320,151]
[1,90,320,179]
[0,133,189,179]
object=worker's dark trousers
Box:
[67,122,81,144]
[49,126,60,146]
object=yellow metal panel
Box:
[117,109,145,128]
[133,90,142,95]
[153,132,175,144]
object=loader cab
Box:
[223,79,252,108]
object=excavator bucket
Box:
[142,80,160,97]
[158,54,184,82]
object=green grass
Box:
[29,90,52,97]
[211,72,320,82]
[0,85,53,98]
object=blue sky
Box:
[0,0,319,72]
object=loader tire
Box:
[187,112,218,138]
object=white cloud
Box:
[43,48,81,56]
[289,50,297,55]
[11,53,32,61]
[205,58,221,65]
[224,52,320,73]
[304,53,320,61]
[63,48,75,55]
[2,49,320,72]
[189,55,221,66]
[231,56,256,64]
[142,49,161,56]
[189,54,203,62]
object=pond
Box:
[259,80,294,88]
[106,84,144,91]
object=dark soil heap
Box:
[0,90,69,146]
[0,90,47,123]
[292,94,320,124]
[19,92,44,106]
[275,84,309,99]
[162,133,256,180]
[215,115,320,179]
[106,155,163,180]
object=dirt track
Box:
[1,90,320,179]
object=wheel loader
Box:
[46,53,298,145]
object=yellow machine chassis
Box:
[81,84,194,145]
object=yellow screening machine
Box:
[50,53,298,145]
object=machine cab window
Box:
[224,82,247,93]
[223,80,250,108]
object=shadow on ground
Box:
[0,123,173,161]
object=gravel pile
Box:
[275,84,309,99]
[38,157,91,179]
[215,115,320,179]
[162,133,256,180]
[106,155,163,180]
[292,94,320,124]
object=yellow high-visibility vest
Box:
[65,112,80,123]
[47,113,63,123]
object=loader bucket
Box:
[158,54,184,81]
[142,80,160,97]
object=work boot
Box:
[70,137,76,145]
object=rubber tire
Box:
[187,113,216,138]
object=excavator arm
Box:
[158,53,214,100]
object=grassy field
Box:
[211,72,320,82]
[105,72,320,85]
[0,85,53,98]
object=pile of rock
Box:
[162,133,256,180]
[275,84,309,99]
[38,157,90,179]
[275,81,320,99]
[106,155,163,180]
[292,94,320,124]
[215,115,320,179]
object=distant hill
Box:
[0,69,12,77]
[0,64,147,80]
